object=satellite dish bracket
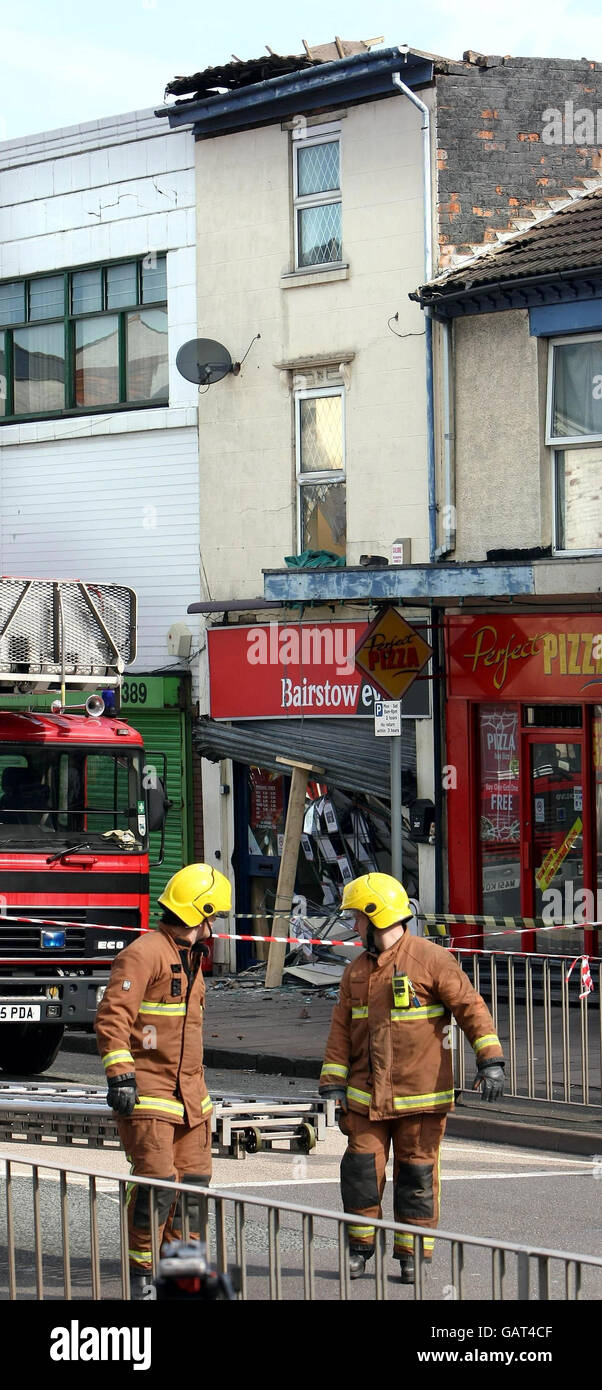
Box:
[176,334,259,388]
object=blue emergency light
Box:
[41,930,66,949]
[102,688,117,715]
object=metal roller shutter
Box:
[124,708,187,920]
[193,716,417,802]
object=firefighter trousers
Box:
[338,1109,447,1260]
[117,1115,212,1273]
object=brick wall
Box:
[436,53,602,267]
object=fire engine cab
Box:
[0,577,165,1075]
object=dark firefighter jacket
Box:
[95,925,212,1127]
[319,931,502,1120]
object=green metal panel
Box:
[123,706,187,923]
[1,677,192,922]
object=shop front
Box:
[445,613,602,954]
[198,618,429,968]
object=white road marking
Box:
[442,1143,595,1166]
[215,1178,342,1188]
[442,1169,594,1182]
[220,1168,594,1188]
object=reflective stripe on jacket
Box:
[319,932,502,1120]
[95,925,211,1127]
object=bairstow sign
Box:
[207,621,431,719]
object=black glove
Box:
[320,1086,348,1113]
[474,1058,505,1103]
[107,1073,138,1116]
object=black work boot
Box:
[129,1271,156,1300]
[397,1255,415,1284]
[349,1250,368,1280]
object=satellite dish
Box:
[176,338,234,386]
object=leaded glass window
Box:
[297,141,339,196]
[296,387,346,555]
[294,134,342,270]
[299,394,344,472]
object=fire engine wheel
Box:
[244,1126,263,1154]
[298,1122,316,1154]
[0,1023,65,1076]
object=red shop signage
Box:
[447,615,602,700]
[207,621,431,720]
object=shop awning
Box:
[193,716,417,802]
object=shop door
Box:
[522,732,587,953]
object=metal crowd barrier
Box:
[452,951,602,1108]
[1,1151,601,1302]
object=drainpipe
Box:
[391,67,436,561]
[434,317,456,558]
[392,65,444,912]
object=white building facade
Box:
[0,109,203,900]
[159,48,439,967]
[0,108,200,673]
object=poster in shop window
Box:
[479,705,521,907]
[248,767,284,858]
[479,705,520,847]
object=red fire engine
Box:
[0,578,166,1075]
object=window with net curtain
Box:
[296,388,346,555]
[549,337,602,551]
[0,257,168,420]
[295,137,342,269]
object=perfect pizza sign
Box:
[447,615,602,698]
[207,621,431,719]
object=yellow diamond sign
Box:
[355,608,433,701]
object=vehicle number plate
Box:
[0,1003,42,1021]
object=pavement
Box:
[63,974,602,1157]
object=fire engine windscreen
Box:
[0,746,146,851]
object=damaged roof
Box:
[413,183,602,312]
[163,45,536,105]
[164,37,385,101]
[158,43,435,138]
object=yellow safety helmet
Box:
[158,863,232,928]
[341,873,412,932]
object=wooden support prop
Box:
[265,756,324,989]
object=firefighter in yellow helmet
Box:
[319,873,504,1284]
[95,863,232,1300]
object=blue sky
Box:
[3,0,602,139]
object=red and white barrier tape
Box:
[0,911,597,956]
[0,911,601,946]
[566,955,594,998]
[0,914,597,994]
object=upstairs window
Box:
[0,256,168,423]
[294,134,342,269]
[547,335,602,552]
[295,385,346,555]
